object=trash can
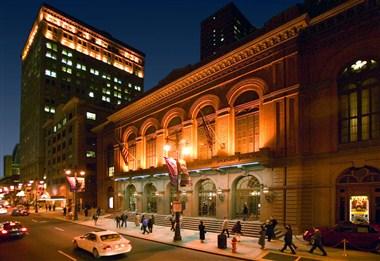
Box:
[218,233,227,249]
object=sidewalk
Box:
[37,211,379,261]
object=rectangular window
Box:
[45,69,57,78]
[86,112,96,120]
[86,151,96,158]
[45,52,57,60]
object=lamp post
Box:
[65,169,85,221]
[164,132,190,241]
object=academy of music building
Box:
[94,0,380,232]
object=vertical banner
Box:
[349,195,369,224]
[164,157,178,186]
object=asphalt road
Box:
[0,213,240,261]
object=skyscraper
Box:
[200,2,254,60]
[20,4,145,182]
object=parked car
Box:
[11,208,29,216]
[303,222,380,253]
[73,230,132,258]
[0,221,28,239]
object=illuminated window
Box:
[62,58,72,66]
[62,49,72,57]
[46,42,57,51]
[90,68,99,75]
[88,92,94,98]
[108,166,114,177]
[62,66,72,74]
[108,196,114,209]
[86,151,96,158]
[44,106,50,112]
[50,107,55,114]
[76,64,86,71]
[338,59,380,143]
[45,52,57,60]
[86,112,96,120]
[45,69,57,78]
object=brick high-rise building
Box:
[20,4,145,182]
[200,2,254,60]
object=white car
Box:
[0,207,7,214]
[73,230,132,258]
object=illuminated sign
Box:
[349,195,369,224]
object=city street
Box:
[0,213,238,261]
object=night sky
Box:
[0,0,300,177]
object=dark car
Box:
[0,221,28,239]
[11,208,29,216]
[303,222,380,253]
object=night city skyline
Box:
[0,0,301,177]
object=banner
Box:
[117,140,129,165]
[178,159,191,187]
[66,176,85,192]
[164,157,178,186]
[201,113,215,154]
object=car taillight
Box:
[1,230,8,234]
[21,228,27,232]
[103,245,112,251]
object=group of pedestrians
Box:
[115,212,128,228]
[137,214,155,234]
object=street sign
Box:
[172,201,182,212]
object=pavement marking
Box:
[54,227,65,232]
[57,250,77,261]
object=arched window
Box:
[167,117,182,159]
[234,91,260,153]
[145,126,156,168]
[126,185,136,211]
[197,106,215,160]
[145,183,157,213]
[127,134,137,170]
[338,59,380,143]
[235,175,261,219]
[198,179,216,217]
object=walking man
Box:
[142,217,149,234]
[309,228,327,256]
[280,225,296,254]
[199,220,206,243]
[115,215,121,228]
[221,217,230,238]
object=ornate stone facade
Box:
[95,0,380,232]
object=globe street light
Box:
[65,169,85,221]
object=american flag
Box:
[118,141,129,164]
[201,113,215,154]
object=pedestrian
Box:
[270,216,278,239]
[280,225,296,254]
[199,220,206,243]
[123,213,128,227]
[170,214,175,231]
[231,220,242,242]
[84,207,88,217]
[120,213,125,227]
[63,206,67,216]
[140,214,145,230]
[258,225,266,249]
[265,219,274,242]
[309,228,327,256]
[221,217,230,238]
[243,203,249,221]
[148,215,155,233]
[135,213,140,227]
[45,204,48,212]
[96,207,101,217]
[48,204,52,211]
[53,205,56,212]
[142,217,149,234]
[93,213,98,225]
[115,215,121,228]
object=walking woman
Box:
[280,225,296,254]
[258,225,266,249]
[199,220,206,243]
[232,220,242,242]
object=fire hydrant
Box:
[231,237,237,253]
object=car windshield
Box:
[100,234,121,241]
[3,223,22,230]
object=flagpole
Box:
[173,132,182,241]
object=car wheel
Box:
[73,241,78,249]
[93,248,100,259]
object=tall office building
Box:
[20,4,145,182]
[200,2,254,60]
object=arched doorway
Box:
[235,175,261,220]
[144,183,157,213]
[336,166,380,224]
[126,184,136,211]
[198,179,216,217]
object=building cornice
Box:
[108,14,309,124]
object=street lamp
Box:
[164,132,191,241]
[65,169,85,221]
